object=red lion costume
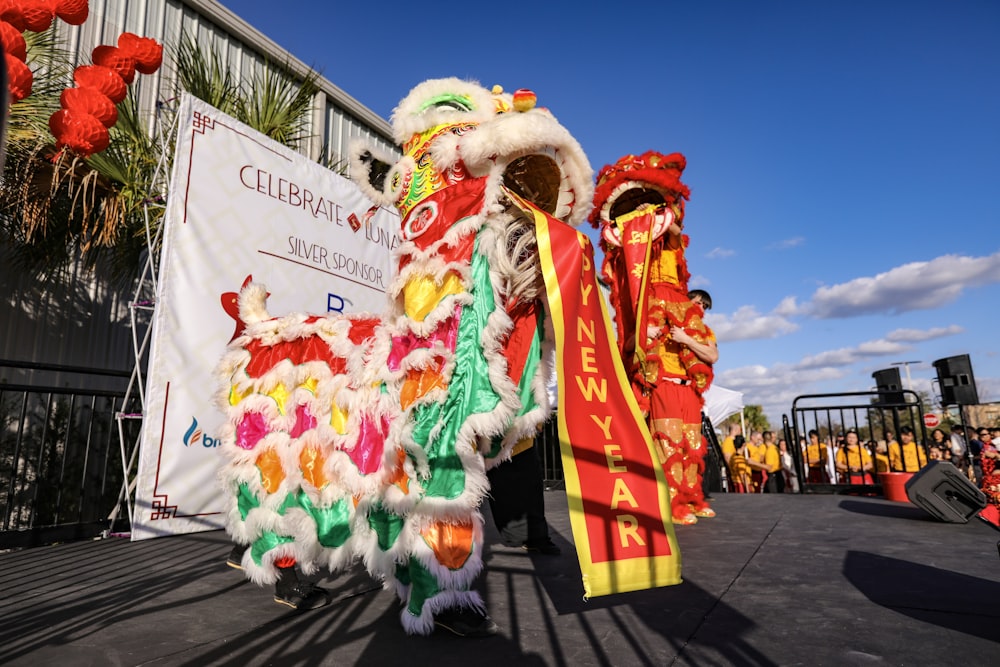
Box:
[591,151,715,524]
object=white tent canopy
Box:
[703,384,744,428]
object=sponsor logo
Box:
[327,293,355,313]
[183,417,219,448]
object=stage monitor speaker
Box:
[904,461,986,523]
[872,367,904,405]
[932,354,979,406]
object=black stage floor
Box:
[3,492,999,666]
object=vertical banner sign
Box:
[531,203,681,596]
[134,94,397,540]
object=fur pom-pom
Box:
[238,282,271,325]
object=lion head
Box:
[350,78,593,303]
[589,151,690,251]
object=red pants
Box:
[647,380,707,519]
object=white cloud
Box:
[707,305,799,342]
[769,236,805,250]
[796,339,910,370]
[808,252,1000,319]
[714,363,847,425]
[885,325,963,342]
[773,296,804,316]
[688,274,711,288]
[706,247,736,259]
[712,323,969,422]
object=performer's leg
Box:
[226,542,248,570]
[686,436,715,517]
[650,384,698,524]
[487,442,559,555]
[486,446,532,547]
[393,512,497,637]
[273,556,330,610]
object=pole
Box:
[891,360,921,391]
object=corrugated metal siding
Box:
[1,0,397,386]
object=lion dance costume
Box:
[216,78,593,634]
[591,151,715,525]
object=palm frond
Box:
[171,32,241,116]
[1,28,324,284]
[236,59,319,147]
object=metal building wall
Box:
[0,0,396,386]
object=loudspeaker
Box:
[905,461,986,523]
[933,354,979,406]
[872,368,904,405]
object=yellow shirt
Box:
[746,442,766,464]
[804,442,828,467]
[889,441,927,472]
[836,447,873,471]
[764,444,780,472]
[875,453,890,473]
[729,453,754,491]
[721,436,736,460]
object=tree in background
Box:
[1,30,319,285]
[721,404,770,434]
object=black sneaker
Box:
[523,539,561,555]
[273,581,330,610]
[434,607,499,637]
[226,543,247,570]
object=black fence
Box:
[784,389,931,495]
[0,361,139,549]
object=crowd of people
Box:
[715,422,1000,496]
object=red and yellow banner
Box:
[519,195,681,597]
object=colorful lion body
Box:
[216,78,592,633]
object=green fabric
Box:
[250,531,294,566]
[404,556,442,617]
[368,502,405,551]
[411,238,501,499]
[268,488,353,548]
[303,494,353,548]
[236,482,259,520]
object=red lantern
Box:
[0,20,26,60]
[73,64,126,103]
[0,0,26,31]
[117,32,162,74]
[55,0,87,25]
[19,0,55,33]
[61,85,117,127]
[50,108,110,157]
[92,45,135,84]
[6,51,31,101]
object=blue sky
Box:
[222,0,1000,424]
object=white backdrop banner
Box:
[133,94,397,540]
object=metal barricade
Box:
[0,361,138,548]
[785,390,929,494]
